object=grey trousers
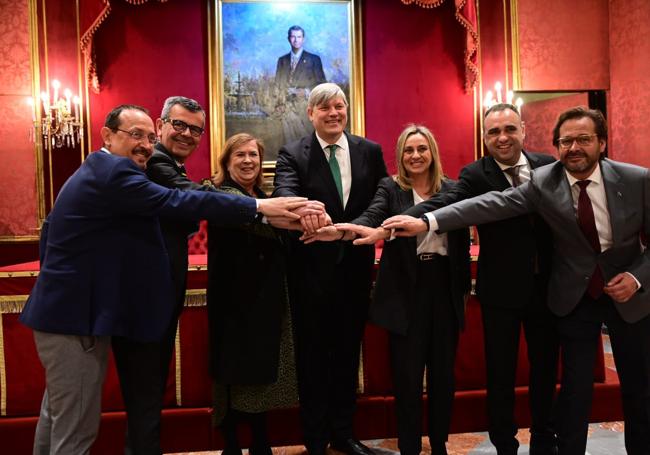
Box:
[32,330,111,455]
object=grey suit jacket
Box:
[433,158,650,323]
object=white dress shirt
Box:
[414,190,448,255]
[316,133,352,207]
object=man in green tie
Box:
[273,83,387,455]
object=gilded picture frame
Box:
[207,0,364,177]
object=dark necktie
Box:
[504,165,522,187]
[327,144,343,203]
[179,165,187,177]
[576,180,604,298]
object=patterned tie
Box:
[576,180,604,299]
[504,165,522,187]
[327,144,343,203]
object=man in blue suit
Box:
[20,104,306,455]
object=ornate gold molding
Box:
[509,0,521,90]
[0,313,6,416]
[207,0,364,175]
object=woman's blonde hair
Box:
[212,133,265,188]
[394,124,444,195]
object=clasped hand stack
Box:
[260,197,414,245]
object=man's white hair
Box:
[308,83,348,109]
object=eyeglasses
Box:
[163,118,204,137]
[557,134,598,149]
[113,128,158,145]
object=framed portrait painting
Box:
[208,0,363,172]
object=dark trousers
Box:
[481,277,559,454]
[292,254,372,453]
[389,256,458,455]
[112,336,165,455]
[113,296,184,454]
[555,294,650,455]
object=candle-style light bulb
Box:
[494,81,502,103]
[506,90,514,104]
[515,97,524,116]
[52,80,60,103]
[484,90,494,110]
[41,91,49,113]
[64,89,72,113]
[73,96,81,120]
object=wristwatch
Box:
[420,214,430,231]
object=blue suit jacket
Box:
[20,151,257,342]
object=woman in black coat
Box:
[335,124,471,455]
[207,133,297,455]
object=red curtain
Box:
[401,0,478,91]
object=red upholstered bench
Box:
[0,223,622,454]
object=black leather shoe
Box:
[222,448,243,455]
[430,441,448,455]
[529,445,559,455]
[330,439,375,455]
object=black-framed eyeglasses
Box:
[113,128,158,145]
[557,134,598,149]
[163,118,204,137]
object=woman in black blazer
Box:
[207,133,298,455]
[337,125,471,455]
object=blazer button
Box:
[584,276,590,281]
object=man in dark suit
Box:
[106,96,208,453]
[383,106,650,455]
[273,83,387,455]
[275,25,326,92]
[385,104,558,455]
[20,104,306,455]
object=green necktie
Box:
[327,144,343,203]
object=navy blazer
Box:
[20,151,257,342]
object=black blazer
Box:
[354,177,471,335]
[146,144,211,309]
[273,132,388,279]
[403,151,555,309]
[275,50,326,89]
[207,181,288,384]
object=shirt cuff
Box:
[424,212,438,232]
[625,272,642,290]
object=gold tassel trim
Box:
[0,296,28,314]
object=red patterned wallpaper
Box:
[521,93,588,157]
[0,0,38,237]
[517,0,609,90]
[364,0,474,178]
[609,0,650,167]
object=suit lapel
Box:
[546,162,596,250]
[601,159,625,246]
[483,156,511,191]
[344,133,364,217]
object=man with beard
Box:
[20,104,307,455]
[382,106,650,455]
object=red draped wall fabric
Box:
[400,0,478,92]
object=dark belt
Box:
[417,252,446,261]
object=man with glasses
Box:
[20,104,307,455]
[382,106,650,455]
[103,96,209,454]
